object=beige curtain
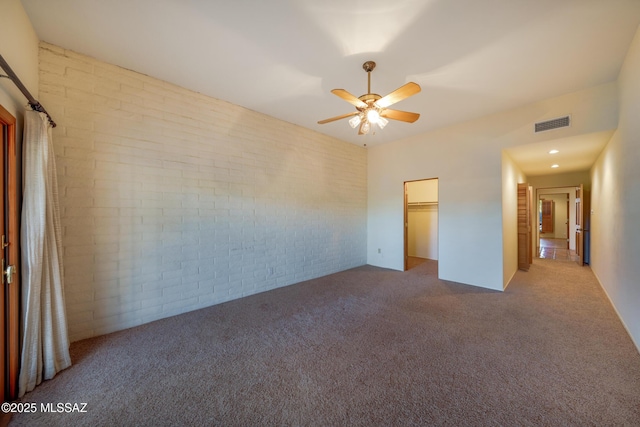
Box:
[18,109,71,397]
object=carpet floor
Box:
[9,259,640,426]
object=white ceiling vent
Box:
[534,115,571,133]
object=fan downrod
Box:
[362,61,376,94]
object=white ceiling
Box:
[20,0,640,170]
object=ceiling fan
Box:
[318,61,421,135]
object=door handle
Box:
[2,259,15,285]
[5,264,15,284]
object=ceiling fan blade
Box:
[358,121,366,135]
[375,82,421,109]
[317,111,359,125]
[331,89,368,109]
[381,109,420,123]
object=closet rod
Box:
[0,54,56,127]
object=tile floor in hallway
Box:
[539,238,578,262]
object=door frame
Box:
[535,186,578,255]
[404,182,408,271]
[404,178,439,271]
[0,104,20,402]
[575,184,590,266]
[566,197,570,249]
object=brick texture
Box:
[38,43,367,342]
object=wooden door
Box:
[517,183,531,271]
[575,184,584,266]
[541,199,554,233]
[0,105,19,401]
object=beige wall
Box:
[0,0,39,139]
[38,43,368,342]
[368,83,617,291]
[407,179,438,203]
[528,171,591,191]
[590,25,640,350]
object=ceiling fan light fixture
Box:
[349,114,362,129]
[317,61,421,135]
[361,121,371,134]
[366,108,380,124]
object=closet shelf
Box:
[407,201,438,206]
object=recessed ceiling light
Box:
[549,149,559,154]
[551,164,559,168]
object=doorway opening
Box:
[535,185,589,265]
[404,178,438,271]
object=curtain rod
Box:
[0,53,56,128]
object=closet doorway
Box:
[404,178,439,271]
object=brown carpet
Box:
[9,259,640,426]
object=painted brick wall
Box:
[37,43,367,342]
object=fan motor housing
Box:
[357,93,381,111]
